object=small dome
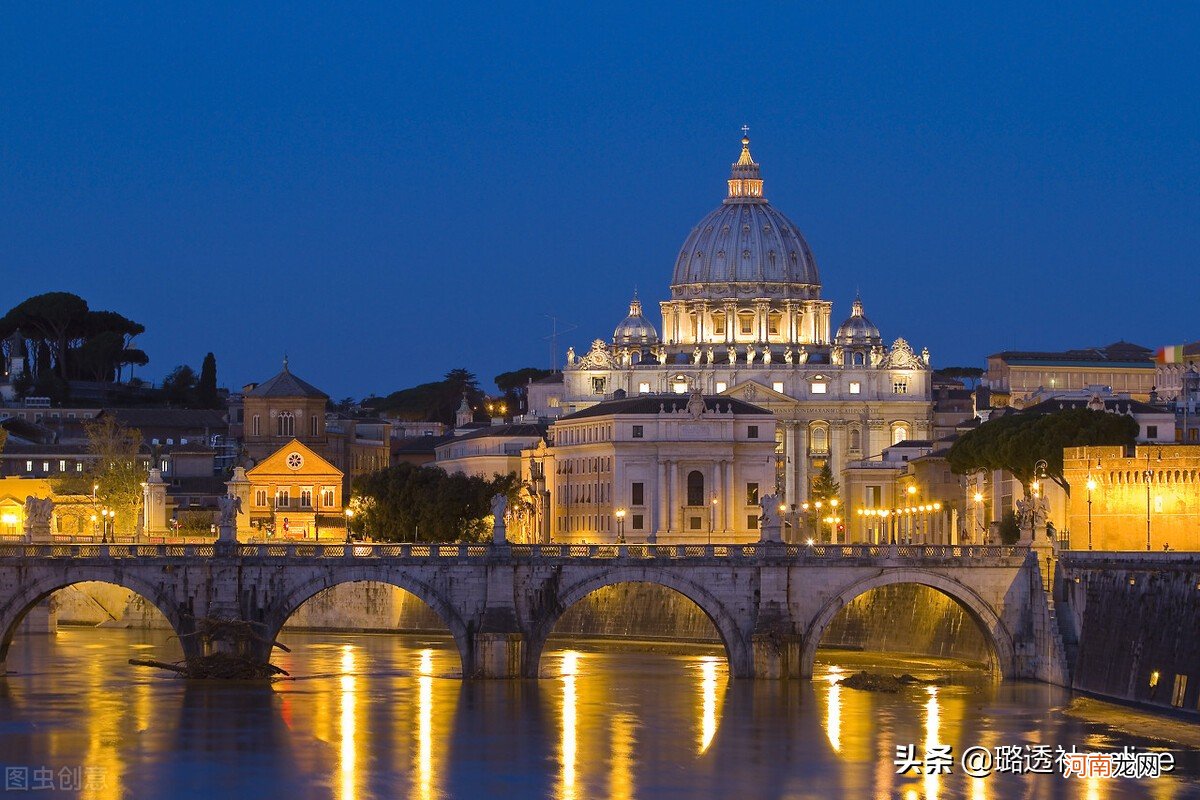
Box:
[613,295,659,347]
[835,295,882,345]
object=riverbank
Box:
[1063,696,1200,749]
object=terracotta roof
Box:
[246,366,328,399]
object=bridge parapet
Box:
[0,542,1029,566]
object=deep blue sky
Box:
[3,4,1197,398]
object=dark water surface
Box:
[0,628,1196,799]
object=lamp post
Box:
[829,497,840,543]
[1085,476,1096,550]
[615,507,626,544]
[972,491,984,544]
[344,508,354,544]
[708,496,718,545]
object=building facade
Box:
[984,342,1156,407]
[521,393,777,544]
[528,135,933,507]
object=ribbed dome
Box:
[670,136,819,300]
[613,295,659,346]
[835,295,882,345]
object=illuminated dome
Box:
[670,135,820,301]
[835,295,882,345]
[613,295,659,346]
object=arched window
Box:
[687,470,705,506]
[277,411,294,437]
[810,424,829,454]
[852,351,865,366]
[849,427,862,452]
[891,423,909,445]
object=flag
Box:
[1155,345,1184,364]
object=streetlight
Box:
[1085,476,1096,550]
[829,498,840,543]
[615,507,626,544]
[344,508,354,544]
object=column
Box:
[658,460,670,534]
[667,461,678,533]
[696,302,708,345]
[721,460,731,531]
[784,423,798,505]
[830,424,846,490]
[712,458,723,534]
[723,301,736,344]
[795,426,809,502]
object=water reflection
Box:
[0,630,1195,799]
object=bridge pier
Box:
[751,633,802,679]
[472,632,526,679]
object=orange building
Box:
[1063,445,1200,551]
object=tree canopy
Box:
[350,462,519,542]
[52,416,146,534]
[947,408,1138,494]
[0,292,147,390]
[363,368,484,424]
[495,367,553,415]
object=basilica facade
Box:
[529,135,933,510]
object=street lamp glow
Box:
[1086,477,1097,492]
[973,492,983,503]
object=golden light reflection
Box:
[1085,776,1101,800]
[825,666,843,752]
[610,712,636,800]
[559,651,579,800]
[339,645,358,800]
[414,649,433,800]
[699,657,719,754]
[923,686,940,800]
[81,636,122,800]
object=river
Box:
[0,628,1195,799]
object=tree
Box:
[935,366,985,388]
[811,462,841,506]
[364,368,485,424]
[162,365,199,407]
[53,416,146,535]
[351,462,518,542]
[947,408,1138,495]
[0,292,88,379]
[495,367,554,415]
[197,353,220,409]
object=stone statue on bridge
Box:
[23,496,54,543]
[216,494,242,543]
[490,494,508,546]
[1016,494,1049,543]
[759,494,783,544]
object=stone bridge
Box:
[0,541,1068,684]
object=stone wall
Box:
[1060,554,1200,715]
[817,583,993,665]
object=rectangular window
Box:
[75,462,83,472]
[747,425,759,439]
[689,516,702,530]
[276,490,290,508]
[631,482,645,505]
[632,425,644,439]
[865,485,882,508]
[42,462,49,472]
[1171,674,1187,708]
[253,415,261,436]
[893,381,908,394]
[746,482,759,505]
[311,415,319,437]
[715,381,727,393]
[638,382,651,394]
[672,381,688,394]
[632,514,644,530]
[1192,429,1199,442]
[849,381,861,395]
[1146,425,1158,439]
[713,316,725,335]
[591,377,606,395]
[25,461,32,472]
[772,382,784,393]
[58,460,66,472]
[747,514,758,530]
[811,382,827,394]
[740,316,753,335]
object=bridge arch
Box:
[0,569,195,669]
[524,567,753,679]
[265,570,472,676]
[800,568,1016,679]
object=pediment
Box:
[248,439,341,478]
[723,380,799,407]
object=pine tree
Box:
[811,463,840,506]
[197,352,219,408]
